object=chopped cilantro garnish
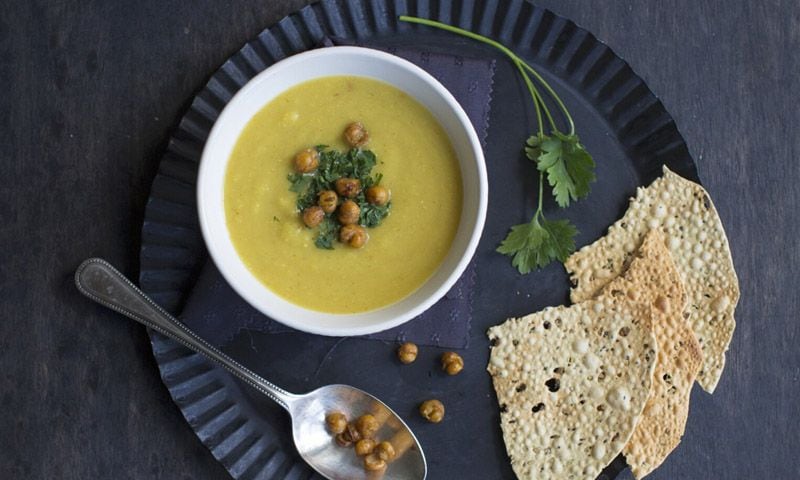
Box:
[287,144,391,249]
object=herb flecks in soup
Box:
[225,76,462,313]
[288,124,392,250]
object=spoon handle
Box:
[75,258,295,411]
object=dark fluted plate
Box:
[139,1,699,478]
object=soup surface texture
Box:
[225,76,462,313]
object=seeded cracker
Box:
[487,246,670,480]
[602,231,702,479]
[565,166,739,393]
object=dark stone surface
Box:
[0,1,797,479]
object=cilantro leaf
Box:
[359,201,391,228]
[314,217,338,250]
[496,216,578,274]
[350,149,377,178]
[288,173,317,210]
[536,133,595,208]
[287,173,312,193]
[525,133,546,162]
[537,217,578,264]
[496,222,537,273]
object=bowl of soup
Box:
[197,46,487,336]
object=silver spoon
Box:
[75,258,427,480]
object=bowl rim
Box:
[197,46,487,337]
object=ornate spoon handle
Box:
[74,258,295,410]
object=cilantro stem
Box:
[399,16,520,69]
[537,172,545,215]
[514,59,544,136]
[516,62,575,135]
[399,15,574,135]
[531,82,558,133]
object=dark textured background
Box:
[1,1,797,479]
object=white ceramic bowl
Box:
[197,46,487,337]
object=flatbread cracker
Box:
[487,248,672,479]
[600,231,703,479]
[565,166,739,393]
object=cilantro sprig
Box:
[399,16,596,273]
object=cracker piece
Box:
[487,250,668,479]
[565,166,739,393]
[601,231,703,479]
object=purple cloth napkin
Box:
[180,46,495,349]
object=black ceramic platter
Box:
[138,1,700,478]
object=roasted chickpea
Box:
[397,342,418,364]
[354,438,376,456]
[293,148,319,173]
[302,206,324,228]
[337,200,360,225]
[375,441,396,462]
[441,351,464,375]
[419,399,445,423]
[344,121,370,147]
[335,177,362,198]
[366,185,391,206]
[317,190,338,214]
[343,422,361,443]
[339,224,368,248]
[363,453,386,472]
[349,228,368,248]
[325,412,347,435]
[335,433,352,447]
[355,414,380,439]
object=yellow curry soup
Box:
[225,76,462,313]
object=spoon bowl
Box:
[75,258,426,480]
[289,384,426,479]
